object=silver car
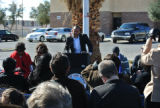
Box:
[26,28,53,42]
[45,28,71,42]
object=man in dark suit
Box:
[65,26,93,54]
[50,52,89,108]
[89,60,141,108]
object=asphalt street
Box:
[0,38,159,68]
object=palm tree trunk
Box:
[63,0,104,63]
[89,4,102,63]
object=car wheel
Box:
[129,35,135,43]
[100,35,104,42]
[61,35,66,42]
[5,39,7,42]
[29,40,33,42]
[0,38,1,42]
[113,39,117,43]
[13,37,17,41]
[40,36,45,42]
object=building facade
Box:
[50,0,156,35]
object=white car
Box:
[26,28,53,42]
[98,32,106,42]
[45,28,71,42]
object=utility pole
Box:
[83,0,89,37]
[22,0,23,37]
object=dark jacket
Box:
[119,53,130,74]
[89,79,141,108]
[52,76,88,108]
[81,64,103,89]
[65,34,93,53]
[28,53,53,87]
[0,73,29,93]
[130,54,151,94]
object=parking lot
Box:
[0,37,160,69]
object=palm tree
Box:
[63,0,104,63]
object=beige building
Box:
[50,0,156,35]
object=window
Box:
[64,28,71,32]
[5,30,11,34]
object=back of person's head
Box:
[98,60,118,79]
[1,88,26,107]
[50,52,70,77]
[103,54,121,71]
[36,42,48,55]
[15,42,26,52]
[3,57,16,73]
[112,46,120,56]
[27,81,72,108]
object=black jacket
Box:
[65,34,93,53]
[28,53,53,87]
[89,79,141,108]
[0,73,29,93]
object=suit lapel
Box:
[70,37,74,52]
[79,34,83,50]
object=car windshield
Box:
[35,29,46,32]
[5,30,11,34]
[120,24,136,29]
[53,28,60,31]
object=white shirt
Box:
[73,36,81,53]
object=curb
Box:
[0,48,14,52]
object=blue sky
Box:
[0,0,50,20]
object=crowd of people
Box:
[0,26,159,108]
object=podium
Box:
[64,53,91,74]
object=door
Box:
[113,17,122,30]
[135,25,146,39]
[112,13,122,30]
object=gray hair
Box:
[27,81,72,108]
[98,60,118,78]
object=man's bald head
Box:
[98,60,118,79]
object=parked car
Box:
[45,27,71,42]
[26,28,53,42]
[111,22,150,43]
[98,32,105,42]
[0,30,19,42]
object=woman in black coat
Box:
[28,43,53,87]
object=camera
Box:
[148,28,160,41]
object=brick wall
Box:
[122,12,153,27]
[50,11,156,35]
[50,12,72,28]
[100,11,113,35]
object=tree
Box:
[148,0,160,28]
[30,7,38,20]
[0,8,7,28]
[8,1,23,31]
[30,1,50,26]
[62,0,104,63]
